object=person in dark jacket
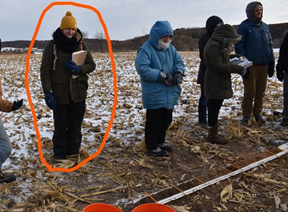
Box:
[235,1,275,124]
[276,32,288,126]
[204,24,246,144]
[40,11,96,162]
[135,21,185,157]
[197,16,224,127]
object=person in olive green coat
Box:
[40,11,95,161]
[204,24,246,144]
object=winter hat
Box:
[149,21,173,48]
[246,1,263,23]
[60,11,77,30]
[206,16,224,36]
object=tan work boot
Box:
[207,124,229,145]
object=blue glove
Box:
[12,99,23,111]
[64,60,82,75]
[44,91,57,110]
[173,69,184,86]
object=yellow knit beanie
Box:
[60,11,77,30]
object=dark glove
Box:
[239,67,247,77]
[277,70,284,82]
[173,69,184,86]
[64,60,82,75]
[268,61,275,78]
[242,68,250,79]
[159,71,174,85]
[44,91,57,110]
[12,99,23,111]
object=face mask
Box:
[157,39,172,50]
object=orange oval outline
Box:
[25,1,118,172]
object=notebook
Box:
[230,57,253,68]
[72,50,87,78]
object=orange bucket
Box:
[83,203,122,212]
[132,203,175,212]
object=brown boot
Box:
[207,124,229,145]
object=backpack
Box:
[52,41,83,70]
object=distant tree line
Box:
[1,22,288,53]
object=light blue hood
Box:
[149,21,173,48]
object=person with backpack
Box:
[40,11,95,163]
[0,80,23,183]
[135,21,185,157]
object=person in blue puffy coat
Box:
[235,1,275,124]
[135,21,185,157]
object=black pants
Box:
[207,99,223,127]
[145,108,173,150]
[52,101,85,159]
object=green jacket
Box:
[40,40,95,104]
[204,24,243,100]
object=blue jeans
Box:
[0,119,11,169]
[198,84,208,124]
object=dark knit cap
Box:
[246,1,262,23]
[206,16,224,36]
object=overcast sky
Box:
[1,0,287,42]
